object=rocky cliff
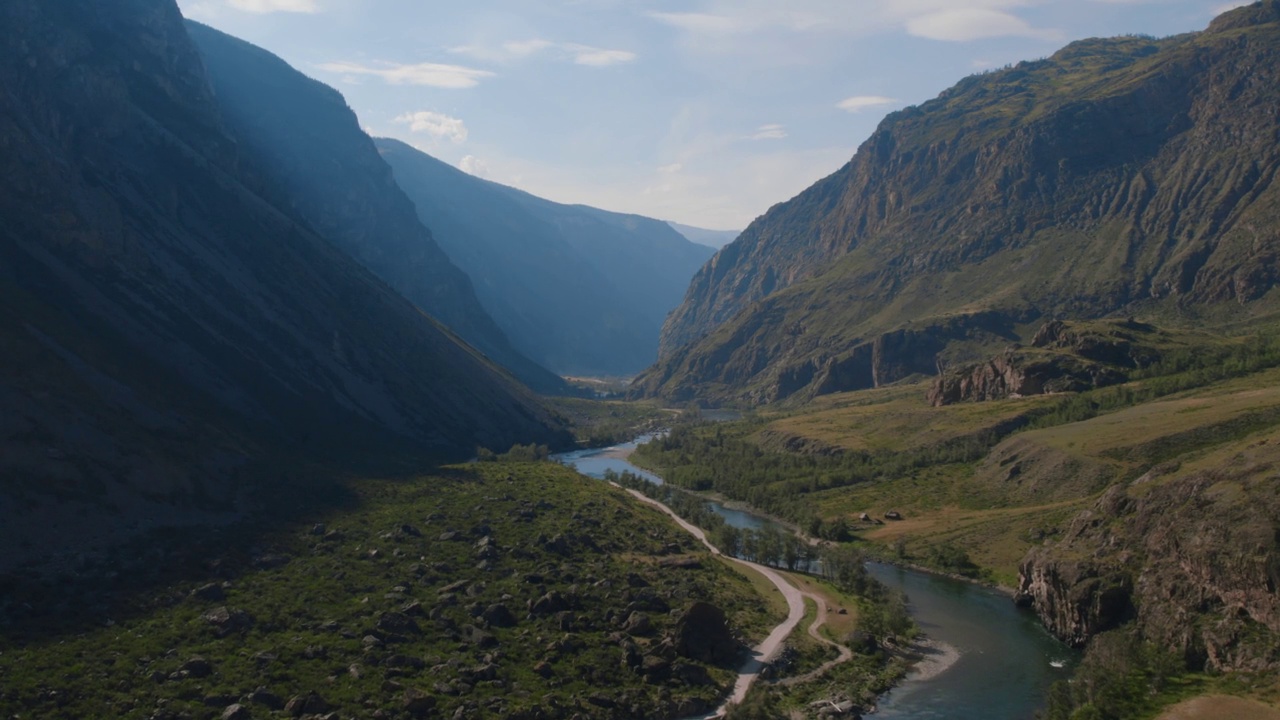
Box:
[1016,445,1280,671]
[186,23,565,393]
[926,319,1152,405]
[640,2,1280,405]
[0,0,569,569]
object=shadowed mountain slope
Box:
[0,0,569,569]
[640,2,1280,405]
[375,138,715,376]
[185,21,565,393]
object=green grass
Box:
[0,462,775,719]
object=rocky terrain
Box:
[638,2,1280,405]
[0,463,774,719]
[0,0,568,570]
[926,319,1163,406]
[1017,439,1280,672]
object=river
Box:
[556,438,1077,719]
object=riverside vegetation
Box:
[629,320,1280,718]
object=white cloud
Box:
[228,0,317,12]
[750,124,788,140]
[504,39,556,57]
[451,40,636,67]
[394,111,468,143]
[648,2,1060,48]
[315,61,494,89]
[647,12,754,34]
[459,155,490,178]
[569,46,637,66]
[906,8,1056,42]
[836,95,897,113]
[658,162,684,174]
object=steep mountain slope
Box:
[376,139,715,376]
[641,2,1280,405]
[185,22,565,393]
[667,222,741,250]
[0,0,568,569]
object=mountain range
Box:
[376,139,715,376]
[667,222,740,250]
[636,2,1280,405]
[186,21,567,393]
[0,0,568,568]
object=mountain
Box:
[667,221,740,250]
[0,0,568,569]
[185,22,565,394]
[376,139,716,376]
[638,2,1280,405]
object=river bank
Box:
[558,435,1078,719]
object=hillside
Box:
[638,2,1280,405]
[0,462,778,720]
[629,320,1280,715]
[0,0,568,570]
[186,22,565,393]
[667,222,740,250]
[377,139,714,376]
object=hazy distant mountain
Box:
[186,22,565,394]
[637,2,1280,405]
[667,221,740,250]
[0,0,568,567]
[377,139,716,376]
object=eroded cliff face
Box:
[1017,448,1280,671]
[927,320,1146,406]
[642,3,1280,405]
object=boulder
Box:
[671,602,739,665]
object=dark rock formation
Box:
[670,602,739,665]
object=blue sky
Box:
[179,0,1250,230]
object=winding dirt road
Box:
[619,487,850,717]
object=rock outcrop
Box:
[1016,446,1280,671]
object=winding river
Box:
[556,438,1077,719]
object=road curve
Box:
[618,487,806,718]
[777,592,854,687]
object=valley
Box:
[4,1,1280,719]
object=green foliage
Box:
[1043,630,1192,720]
[476,442,551,462]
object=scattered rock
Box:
[402,688,436,716]
[221,704,250,720]
[884,510,903,521]
[283,692,328,717]
[247,688,284,710]
[180,657,213,678]
[377,611,421,635]
[482,603,517,628]
[203,607,253,637]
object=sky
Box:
[179,0,1251,230]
